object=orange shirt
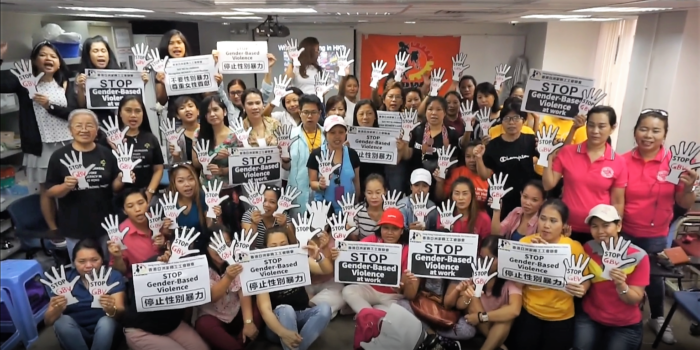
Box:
[444,166,489,208]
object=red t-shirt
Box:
[441,210,492,240]
[360,235,408,294]
[582,243,650,326]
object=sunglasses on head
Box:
[640,108,669,118]
[169,161,192,172]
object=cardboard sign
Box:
[334,241,403,287]
[377,111,402,130]
[497,239,571,290]
[239,245,312,296]
[228,146,281,185]
[164,55,218,96]
[522,69,596,119]
[85,69,144,109]
[132,255,211,312]
[217,41,268,74]
[407,230,479,280]
[347,126,399,165]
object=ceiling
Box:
[0,0,698,24]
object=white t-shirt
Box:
[344,96,356,126]
[292,65,318,95]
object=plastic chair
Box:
[0,289,23,350]
[652,290,700,348]
[6,194,57,259]
[0,260,47,348]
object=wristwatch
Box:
[244,319,253,324]
[618,285,629,295]
[315,253,325,263]
[147,188,156,194]
[478,312,489,323]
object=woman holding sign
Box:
[192,94,235,187]
[440,177,491,239]
[620,109,698,344]
[572,204,649,350]
[471,82,500,141]
[241,88,281,147]
[241,186,293,249]
[490,180,545,241]
[352,174,387,240]
[269,86,304,127]
[284,37,322,96]
[168,95,200,163]
[44,239,126,350]
[351,100,386,193]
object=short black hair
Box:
[299,94,323,112]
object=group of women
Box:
[0,30,697,350]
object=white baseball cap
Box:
[585,204,621,224]
[410,168,432,186]
[323,115,347,132]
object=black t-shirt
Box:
[306,147,361,172]
[269,287,310,311]
[482,134,539,217]
[123,132,165,190]
[45,144,118,240]
[184,135,194,163]
[408,123,461,165]
[122,255,185,335]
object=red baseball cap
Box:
[377,208,404,229]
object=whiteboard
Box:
[458,35,526,86]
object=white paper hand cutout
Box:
[275,186,301,215]
[112,143,141,184]
[10,59,44,98]
[314,70,333,100]
[564,254,594,285]
[601,237,636,280]
[316,149,341,185]
[394,52,412,80]
[429,68,447,97]
[336,47,354,76]
[100,115,129,147]
[85,266,119,308]
[476,107,492,133]
[170,227,201,262]
[232,229,258,260]
[159,191,187,229]
[369,60,389,89]
[240,180,266,213]
[160,118,184,153]
[229,117,252,148]
[667,141,700,185]
[292,211,322,249]
[271,75,293,107]
[488,173,513,211]
[451,52,470,81]
[147,48,169,73]
[536,125,564,167]
[437,200,462,231]
[209,230,236,265]
[39,265,80,305]
[286,38,305,67]
[274,124,293,159]
[471,257,498,297]
[101,214,128,250]
[194,139,213,175]
[400,109,420,142]
[59,150,96,190]
[578,87,607,115]
[327,211,357,241]
[410,192,436,225]
[308,200,332,230]
[145,205,164,239]
[202,179,229,219]
[460,100,476,132]
[338,193,363,227]
[494,64,512,91]
[131,43,153,72]
[437,145,458,179]
[382,190,404,210]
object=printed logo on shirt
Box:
[145,143,151,149]
[657,170,668,182]
[100,159,106,167]
[601,166,614,179]
[500,155,529,163]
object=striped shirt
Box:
[242,208,280,249]
[355,206,379,239]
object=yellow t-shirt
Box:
[519,234,587,321]
[488,124,535,140]
[539,115,587,145]
[302,128,322,152]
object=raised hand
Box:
[131,43,153,72]
[209,230,236,265]
[101,214,128,250]
[285,38,305,67]
[577,87,607,115]
[451,52,470,81]
[271,75,292,107]
[292,211,322,248]
[202,179,229,218]
[314,70,333,100]
[59,150,96,190]
[39,265,80,305]
[308,200,332,230]
[275,186,301,215]
[10,59,44,97]
[229,117,252,148]
[382,189,404,210]
[400,109,420,142]
[159,191,187,229]
[436,145,458,179]
[160,118,184,153]
[470,257,498,297]
[274,124,293,159]
[667,141,700,185]
[476,107,492,133]
[336,47,354,76]
[488,173,513,211]
[232,229,258,256]
[327,211,357,241]
[460,100,476,132]
[437,199,462,231]
[100,115,129,147]
[112,143,141,183]
[85,266,119,308]
[410,192,436,226]
[601,237,636,280]
[194,139,213,175]
[536,125,564,167]
[564,254,594,285]
[240,180,266,213]
[147,48,169,73]
[145,205,164,238]
[170,227,201,261]
[493,64,512,91]
[394,52,412,80]
[316,149,341,185]
[369,60,389,89]
[338,193,363,226]
[429,68,447,97]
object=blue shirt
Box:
[398,196,439,231]
[176,194,206,233]
[61,268,126,332]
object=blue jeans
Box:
[622,233,667,318]
[265,303,332,350]
[54,314,118,350]
[573,311,642,350]
[66,236,109,263]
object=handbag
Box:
[410,291,460,329]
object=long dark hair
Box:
[117,95,153,134]
[30,41,70,85]
[72,238,106,262]
[353,99,379,127]
[480,236,507,297]
[198,94,229,151]
[450,177,480,232]
[298,37,321,79]
[158,30,191,58]
[472,82,500,114]
[79,36,120,70]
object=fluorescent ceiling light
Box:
[57,7,152,13]
[405,21,416,24]
[572,7,672,13]
[177,11,253,16]
[60,13,116,18]
[231,8,317,14]
[221,16,264,20]
[521,14,590,19]
[358,20,369,22]
[116,14,147,18]
[561,18,622,22]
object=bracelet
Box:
[463,297,472,306]
[106,305,117,318]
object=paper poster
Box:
[497,239,571,290]
[217,41,268,74]
[114,28,132,48]
[334,241,403,287]
[522,69,596,119]
[131,255,211,312]
[115,47,135,70]
[85,69,144,109]
[228,146,281,185]
[407,230,479,280]
[164,55,218,96]
[239,245,312,296]
[346,126,399,165]
[377,111,402,130]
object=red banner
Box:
[360,34,461,98]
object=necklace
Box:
[303,127,319,151]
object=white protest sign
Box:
[85,69,144,109]
[239,245,311,296]
[334,241,403,287]
[132,255,211,312]
[497,239,570,290]
[165,55,218,96]
[346,126,399,165]
[407,230,479,280]
[217,41,268,74]
[377,111,402,130]
[228,146,281,185]
[522,69,596,120]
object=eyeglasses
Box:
[230,90,244,96]
[640,108,668,117]
[502,116,522,123]
[301,110,320,117]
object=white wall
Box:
[524,23,547,70]
[0,11,43,61]
[542,22,601,78]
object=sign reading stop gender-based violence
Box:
[85,69,144,109]
[522,69,595,119]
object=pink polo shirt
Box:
[622,148,684,238]
[498,207,538,239]
[110,218,161,278]
[552,142,628,232]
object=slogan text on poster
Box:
[335,241,403,287]
[347,126,399,165]
[85,69,144,109]
[522,69,595,120]
[239,245,311,296]
[164,55,218,96]
[217,41,268,74]
[497,239,571,290]
[408,230,479,280]
[132,255,211,312]
[229,146,281,185]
